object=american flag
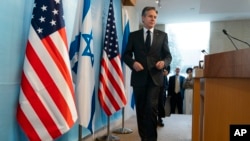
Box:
[69,0,95,132]
[16,0,77,140]
[98,0,127,116]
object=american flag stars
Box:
[103,3,119,59]
[41,5,47,11]
[32,0,64,38]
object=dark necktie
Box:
[145,30,151,51]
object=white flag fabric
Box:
[121,8,130,60]
[121,8,135,110]
[69,0,95,132]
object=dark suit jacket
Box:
[122,28,172,87]
[168,75,185,99]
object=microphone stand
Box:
[228,34,250,48]
[223,29,250,49]
[225,34,238,50]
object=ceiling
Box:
[135,0,250,24]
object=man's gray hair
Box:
[141,6,158,16]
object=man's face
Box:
[175,68,180,75]
[142,10,157,29]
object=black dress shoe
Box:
[157,121,164,127]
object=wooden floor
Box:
[84,114,192,141]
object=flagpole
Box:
[96,116,120,141]
[112,107,133,134]
[78,125,82,141]
[111,4,133,135]
[97,0,128,140]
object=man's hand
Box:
[133,61,144,72]
[155,61,165,70]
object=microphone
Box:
[222,29,228,35]
[201,49,208,55]
[222,29,238,50]
[223,29,250,49]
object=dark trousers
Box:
[158,87,166,118]
[133,84,160,141]
[170,92,183,114]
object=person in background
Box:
[168,67,185,114]
[122,6,172,141]
[183,67,194,114]
[157,65,170,127]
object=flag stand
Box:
[96,116,120,141]
[112,108,133,134]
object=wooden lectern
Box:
[192,48,250,141]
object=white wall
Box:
[209,20,250,53]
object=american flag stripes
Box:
[16,0,77,140]
[98,0,127,116]
[69,0,95,132]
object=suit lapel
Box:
[139,29,144,45]
[137,29,147,53]
[152,29,159,48]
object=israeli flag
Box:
[69,0,95,132]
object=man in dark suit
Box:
[123,6,172,141]
[168,67,185,114]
